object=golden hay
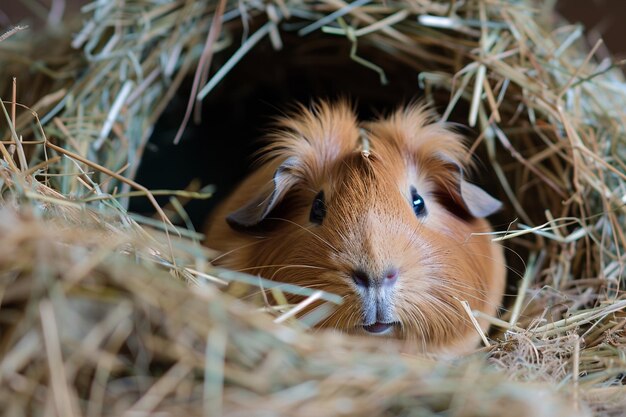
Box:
[0,206,581,416]
[0,0,625,416]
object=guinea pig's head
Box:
[224,101,503,351]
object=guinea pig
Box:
[204,101,506,355]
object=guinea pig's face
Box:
[300,153,443,340]
[221,102,502,351]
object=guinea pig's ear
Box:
[435,151,502,218]
[459,174,502,217]
[226,157,298,229]
[459,174,503,218]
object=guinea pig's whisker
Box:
[419,292,469,330]
[398,309,428,351]
[227,263,336,298]
[395,314,407,335]
[312,310,338,331]
[236,281,310,301]
[240,281,333,302]
[423,299,460,330]
[244,264,327,271]
[266,217,339,253]
[210,237,271,263]
[451,240,525,280]
[338,296,361,329]
[425,277,497,308]
[475,239,527,272]
[345,309,361,329]
[403,222,427,253]
[233,264,328,275]
[316,302,351,331]
[439,288,496,313]
[432,285,492,307]
[431,276,491,298]
[269,264,328,280]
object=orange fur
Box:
[204,101,506,355]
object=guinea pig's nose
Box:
[351,267,399,288]
[351,269,371,288]
[383,267,399,286]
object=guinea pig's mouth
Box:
[362,322,398,335]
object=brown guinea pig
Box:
[204,101,506,355]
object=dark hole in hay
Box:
[131,31,426,222]
[130,27,526,306]
[128,32,506,213]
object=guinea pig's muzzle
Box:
[352,268,399,336]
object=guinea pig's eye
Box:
[410,186,426,217]
[309,191,326,225]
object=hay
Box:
[0,0,625,416]
[0,205,583,417]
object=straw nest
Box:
[0,1,624,416]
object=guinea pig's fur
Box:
[204,101,505,355]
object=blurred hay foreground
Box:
[0,1,625,416]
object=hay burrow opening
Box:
[0,1,625,416]
[130,6,616,328]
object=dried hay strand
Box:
[0,205,581,417]
[0,0,625,416]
